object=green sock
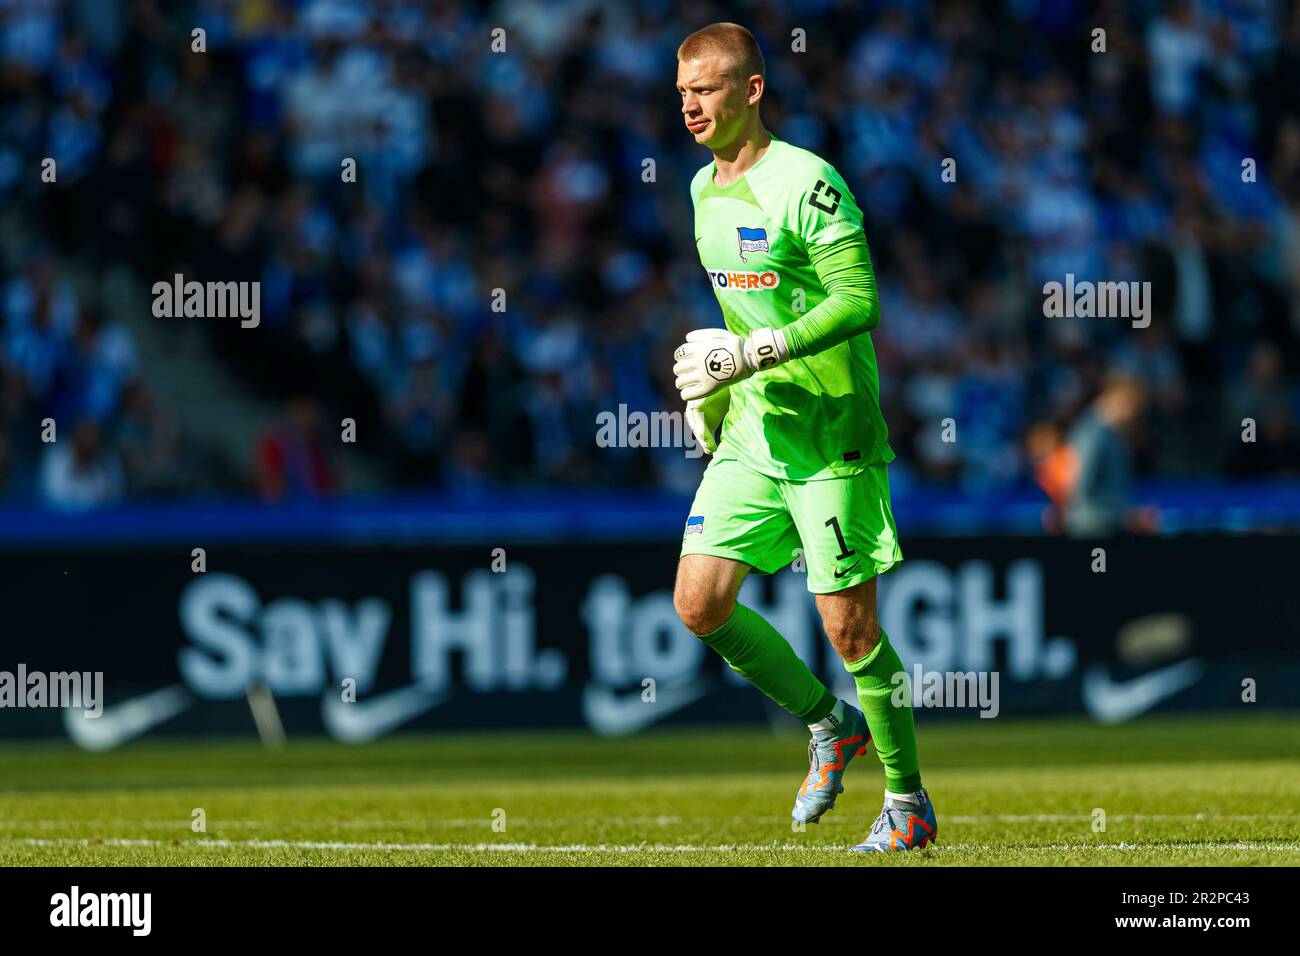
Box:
[845,629,922,793]
[698,604,836,725]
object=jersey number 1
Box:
[825,516,856,561]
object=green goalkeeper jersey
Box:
[690,137,893,480]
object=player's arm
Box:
[778,231,878,358]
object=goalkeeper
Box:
[671,23,936,852]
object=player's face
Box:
[676,56,752,150]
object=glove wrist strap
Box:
[743,327,789,372]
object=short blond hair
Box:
[677,22,765,81]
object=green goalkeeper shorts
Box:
[679,456,903,593]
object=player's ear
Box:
[747,74,764,106]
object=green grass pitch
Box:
[0,713,1296,866]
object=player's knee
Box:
[822,615,880,660]
[673,586,733,637]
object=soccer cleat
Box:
[791,703,870,824]
[850,789,938,852]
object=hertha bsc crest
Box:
[736,226,769,261]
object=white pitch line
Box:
[5,837,1299,854]
[1,813,1294,831]
[0,815,690,830]
[946,813,1300,823]
[945,842,1300,853]
[8,838,822,853]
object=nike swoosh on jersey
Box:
[321,682,448,743]
[62,684,193,751]
[833,562,861,579]
[1081,658,1205,725]
[581,679,711,737]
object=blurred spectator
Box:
[255,395,337,501]
[1228,402,1300,475]
[38,418,123,510]
[1064,373,1157,536]
[1026,420,1078,534]
[1147,0,1211,117]
[1227,341,1300,475]
[115,382,186,495]
[0,432,11,497]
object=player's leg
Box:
[791,463,936,849]
[814,578,921,796]
[814,580,935,850]
[675,460,838,728]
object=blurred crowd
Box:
[2,0,1299,516]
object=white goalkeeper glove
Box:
[672,326,789,401]
[685,389,730,455]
